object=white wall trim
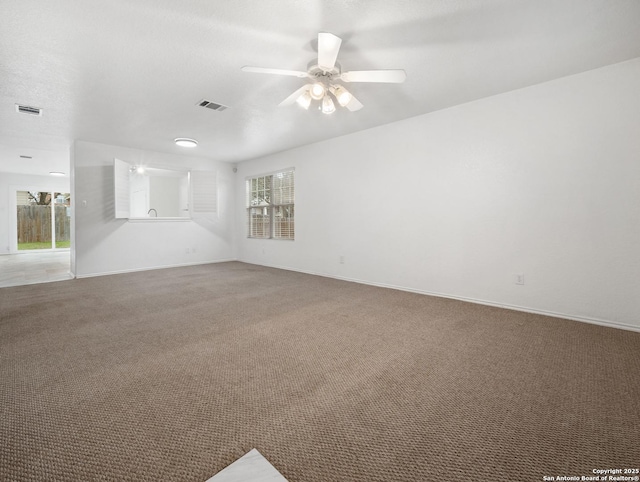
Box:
[75,258,238,279]
[242,261,640,334]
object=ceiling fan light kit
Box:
[321,95,336,115]
[309,83,326,100]
[331,85,353,107]
[241,32,406,114]
[296,90,312,110]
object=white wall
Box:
[0,172,70,254]
[149,175,183,218]
[235,58,640,330]
[73,141,236,277]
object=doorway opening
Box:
[16,191,71,251]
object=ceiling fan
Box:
[241,32,406,114]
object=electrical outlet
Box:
[515,273,525,285]
[339,255,345,264]
[185,247,190,254]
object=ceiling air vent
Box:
[198,99,228,112]
[16,104,43,116]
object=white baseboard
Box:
[75,258,238,279]
[242,260,640,334]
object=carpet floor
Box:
[1,261,639,481]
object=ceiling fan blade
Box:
[241,66,309,78]
[278,85,310,106]
[340,69,407,83]
[317,32,342,71]
[345,95,363,112]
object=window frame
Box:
[246,169,294,240]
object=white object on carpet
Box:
[205,449,289,482]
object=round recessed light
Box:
[174,137,198,148]
[49,171,65,176]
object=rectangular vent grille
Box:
[16,104,43,116]
[198,99,228,112]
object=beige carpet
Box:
[1,261,639,481]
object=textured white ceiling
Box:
[2,0,640,176]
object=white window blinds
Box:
[114,158,131,219]
[191,171,217,213]
[246,169,294,240]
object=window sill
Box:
[247,237,294,241]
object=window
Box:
[246,169,294,240]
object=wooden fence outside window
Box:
[17,205,71,243]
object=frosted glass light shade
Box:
[333,85,353,106]
[321,96,335,114]
[174,138,198,148]
[296,91,312,109]
[309,83,325,100]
